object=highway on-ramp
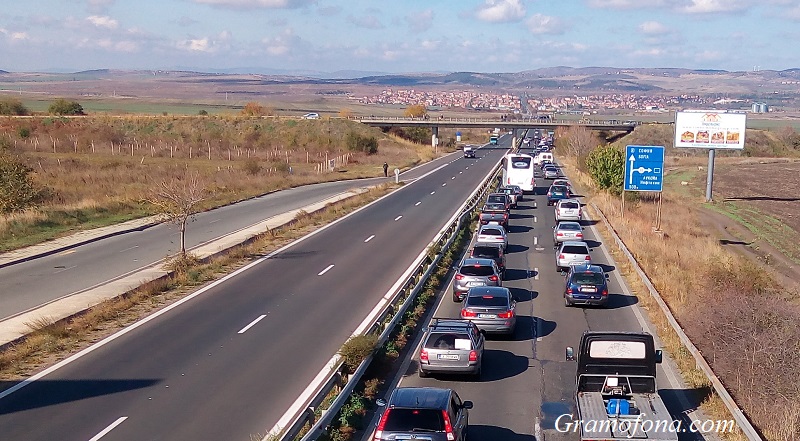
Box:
[0,139,512,440]
[373,159,710,441]
[0,157,453,322]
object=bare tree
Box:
[148,171,208,258]
[563,126,598,159]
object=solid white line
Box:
[415,202,421,206]
[208,219,222,224]
[318,264,334,276]
[88,417,128,441]
[364,235,375,243]
[118,245,139,253]
[394,215,403,221]
[534,417,542,441]
[238,315,267,334]
[534,267,539,280]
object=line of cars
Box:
[371,154,612,441]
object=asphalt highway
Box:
[377,156,707,441]
[0,138,512,440]
[0,159,452,321]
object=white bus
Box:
[501,153,535,193]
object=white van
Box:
[534,152,553,166]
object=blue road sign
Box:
[624,145,664,192]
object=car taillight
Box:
[442,410,455,441]
[420,348,428,361]
[531,178,535,185]
[547,192,551,196]
[498,311,513,318]
[585,255,591,261]
[557,232,563,237]
[602,289,608,296]
[455,274,464,280]
[489,275,498,282]
[559,254,565,259]
[462,309,477,318]
[469,350,478,362]
[374,409,392,440]
[507,178,511,184]
[566,287,573,294]
[577,233,583,238]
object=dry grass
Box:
[561,156,800,441]
[0,183,399,385]
[0,116,444,251]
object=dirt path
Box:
[697,206,800,295]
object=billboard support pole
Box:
[621,191,625,218]
[655,192,663,232]
[705,149,716,202]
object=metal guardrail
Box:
[277,161,502,441]
[588,203,764,441]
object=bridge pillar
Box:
[431,126,439,148]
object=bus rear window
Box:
[511,157,532,169]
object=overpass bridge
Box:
[355,116,639,133]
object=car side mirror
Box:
[376,398,387,407]
[566,346,575,361]
[605,273,610,279]
[462,401,474,409]
[655,350,663,364]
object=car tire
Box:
[565,296,572,307]
[419,369,428,378]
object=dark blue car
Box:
[564,264,609,307]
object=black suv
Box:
[372,387,473,441]
[469,244,506,279]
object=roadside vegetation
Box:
[0,115,451,252]
[555,124,800,441]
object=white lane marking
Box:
[209,219,222,224]
[459,171,463,174]
[53,265,77,274]
[535,417,542,441]
[88,417,128,441]
[431,191,436,195]
[57,250,76,256]
[394,215,403,221]
[533,237,538,246]
[442,183,447,187]
[238,315,267,334]
[534,267,539,280]
[119,245,139,253]
[318,264,334,276]
[533,201,537,209]
[466,167,469,170]
[415,202,421,206]
[533,216,537,223]
[451,176,455,180]
[364,235,375,243]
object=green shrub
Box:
[346,132,378,154]
[585,145,624,195]
[18,127,31,138]
[0,151,48,213]
[339,334,378,374]
[0,98,29,116]
[48,98,85,116]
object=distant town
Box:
[357,89,772,114]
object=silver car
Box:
[476,224,508,250]
[543,165,559,179]
[418,319,484,379]
[555,199,582,222]
[460,286,517,336]
[552,179,572,192]
[452,257,502,302]
[553,221,584,246]
[556,240,592,272]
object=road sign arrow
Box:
[628,154,635,184]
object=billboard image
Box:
[674,110,746,150]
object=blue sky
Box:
[1,0,798,74]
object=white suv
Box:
[555,199,582,222]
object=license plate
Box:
[468,282,485,287]
[478,314,497,319]
[438,354,459,360]
[580,286,597,293]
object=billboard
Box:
[674,110,746,150]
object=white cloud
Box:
[87,15,119,29]
[475,0,526,23]
[260,29,300,56]
[420,39,441,50]
[525,13,565,35]
[181,37,212,52]
[638,21,668,34]
[587,0,667,9]
[192,0,314,9]
[632,48,664,56]
[347,14,384,29]
[406,9,434,33]
[679,0,748,13]
[0,28,30,41]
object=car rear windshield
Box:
[572,273,604,285]
[460,265,495,276]
[483,203,505,211]
[560,202,580,209]
[466,295,509,307]
[472,247,500,258]
[383,409,444,432]
[487,195,506,204]
[558,223,581,231]
[481,228,502,236]
[424,332,471,350]
[562,245,589,254]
